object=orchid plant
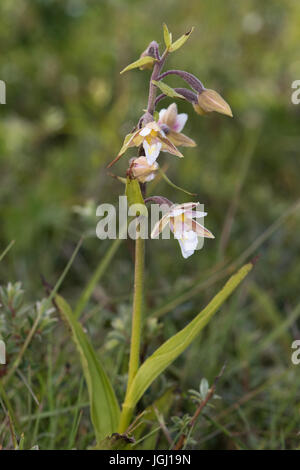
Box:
[57,24,254,450]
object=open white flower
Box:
[151,202,214,259]
[107,121,184,168]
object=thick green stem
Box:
[118,235,145,433]
[127,236,145,388]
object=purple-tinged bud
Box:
[139,41,160,69]
[129,157,159,183]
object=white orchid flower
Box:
[108,121,184,168]
[151,202,214,259]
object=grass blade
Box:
[56,295,120,443]
[125,262,253,411]
[0,240,15,263]
[74,238,122,318]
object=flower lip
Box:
[175,230,199,259]
[143,140,162,165]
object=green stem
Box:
[118,47,168,434]
[118,235,145,433]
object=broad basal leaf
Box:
[124,263,253,409]
[56,295,120,443]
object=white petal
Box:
[184,232,199,251]
[185,211,207,219]
[170,207,186,217]
[143,140,162,165]
[174,230,198,258]
[145,172,156,182]
[140,127,151,137]
[178,239,195,258]
[169,202,199,217]
[158,109,167,123]
[174,228,187,238]
[173,113,188,132]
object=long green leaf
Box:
[125,262,253,409]
[56,295,120,443]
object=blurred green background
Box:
[1,0,300,449]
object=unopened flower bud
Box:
[195,89,233,117]
[139,41,159,70]
[130,156,158,183]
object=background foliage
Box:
[0,0,300,449]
